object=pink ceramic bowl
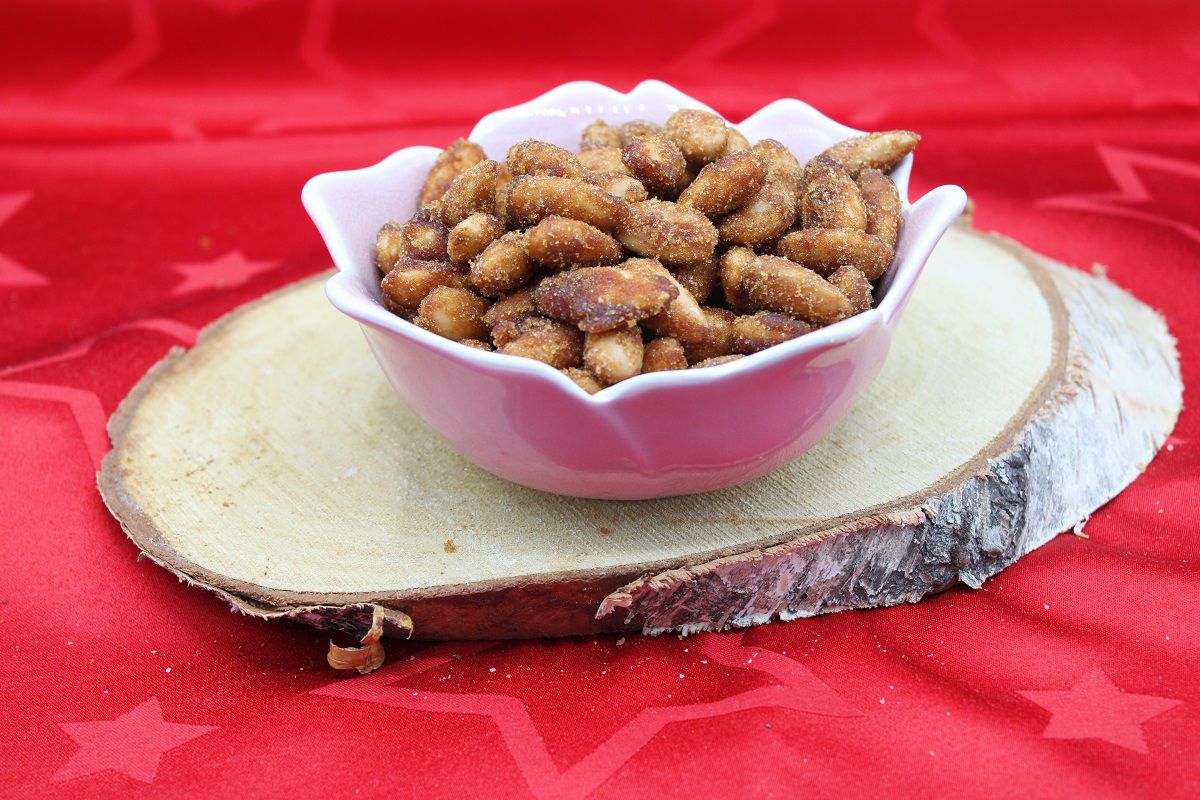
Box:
[303,80,966,500]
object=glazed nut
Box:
[526,216,623,270]
[418,138,487,208]
[621,133,689,197]
[507,175,628,232]
[584,171,649,203]
[821,130,920,177]
[673,252,718,303]
[399,211,450,262]
[681,307,735,364]
[584,327,644,385]
[415,286,491,342]
[718,246,757,313]
[619,119,662,146]
[721,127,751,157]
[470,230,535,296]
[496,316,584,368]
[447,212,505,265]
[664,109,728,167]
[561,366,603,394]
[717,179,798,247]
[459,338,493,351]
[776,229,894,281]
[754,139,803,194]
[641,337,689,373]
[580,119,623,151]
[801,155,867,230]
[617,199,719,267]
[731,311,814,354]
[857,168,903,250]
[381,259,469,309]
[494,160,514,223]
[743,255,852,325]
[678,149,768,217]
[380,291,415,320]
[482,285,537,328]
[625,258,709,342]
[437,159,499,228]
[506,139,584,179]
[374,221,406,272]
[691,354,744,369]
[827,265,874,315]
[533,265,679,332]
[578,146,632,176]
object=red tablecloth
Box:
[2,1,1197,797]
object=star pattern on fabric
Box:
[0,317,197,469]
[67,0,160,98]
[170,250,281,296]
[0,191,46,287]
[313,633,857,800]
[54,697,216,784]
[1039,145,1200,246]
[1019,669,1180,753]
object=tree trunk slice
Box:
[98,222,1181,643]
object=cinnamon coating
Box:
[664,109,728,167]
[526,216,623,270]
[374,221,407,272]
[641,337,689,373]
[674,252,718,303]
[580,120,623,151]
[691,354,744,369]
[718,180,798,247]
[482,285,537,329]
[622,133,689,198]
[415,286,491,341]
[447,212,504,265]
[381,119,921,387]
[827,265,874,315]
[801,155,867,230]
[471,231,535,296]
[584,171,649,203]
[561,366,603,394]
[617,200,718,267]
[419,139,486,208]
[437,159,498,228]
[821,130,920,177]
[678,149,768,218]
[584,327,644,385]
[578,147,631,175]
[776,229,894,281]
[721,127,751,156]
[382,259,469,309]
[496,316,583,368]
[857,168,903,250]
[533,265,679,333]
[400,211,450,262]
[731,311,814,354]
[619,120,662,146]
[507,139,584,179]
[742,255,851,325]
[718,246,757,313]
[507,175,628,232]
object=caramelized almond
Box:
[534,265,678,332]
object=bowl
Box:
[302,79,966,500]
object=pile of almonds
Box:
[375,109,918,393]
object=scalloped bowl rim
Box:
[305,79,964,406]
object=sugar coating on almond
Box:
[533,266,679,332]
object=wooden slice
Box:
[99,223,1181,644]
